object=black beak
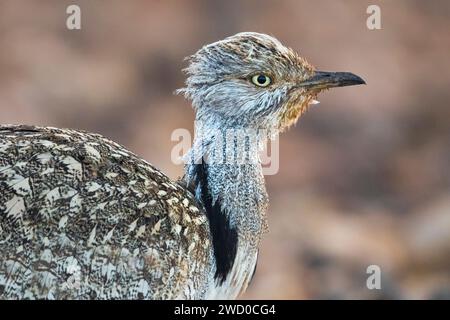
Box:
[298,71,366,90]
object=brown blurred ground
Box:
[0,0,449,299]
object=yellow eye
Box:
[251,74,271,87]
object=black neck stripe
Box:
[192,162,238,284]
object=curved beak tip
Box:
[347,73,366,86]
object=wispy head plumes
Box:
[177,32,317,132]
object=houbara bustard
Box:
[0,32,364,299]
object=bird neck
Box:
[184,122,269,298]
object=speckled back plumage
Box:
[0,125,212,299]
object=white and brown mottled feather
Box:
[0,125,212,299]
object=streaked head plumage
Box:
[179,32,364,131]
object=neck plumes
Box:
[184,118,270,299]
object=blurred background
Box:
[0,0,449,299]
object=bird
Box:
[0,32,364,300]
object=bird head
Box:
[178,32,365,132]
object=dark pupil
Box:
[257,75,267,84]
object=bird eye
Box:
[251,74,271,87]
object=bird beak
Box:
[298,71,366,90]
